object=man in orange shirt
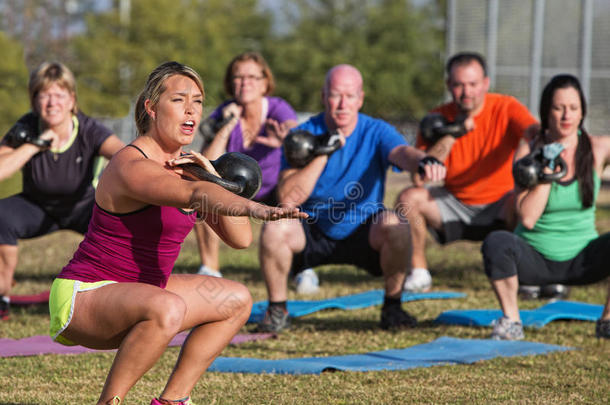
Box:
[396,52,537,292]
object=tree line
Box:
[0,0,446,136]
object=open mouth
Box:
[181,120,195,133]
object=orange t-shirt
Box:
[416,93,537,205]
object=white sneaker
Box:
[295,268,319,295]
[197,265,222,278]
[403,268,432,292]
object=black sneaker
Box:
[0,295,9,321]
[380,305,417,330]
[540,284,570,301]
[595,319,610,339]
[255,305,291,333]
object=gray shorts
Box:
[428,187,512,244]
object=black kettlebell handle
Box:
[283,130,341,168]
[180,163,244,195]
[314,132,342,156]
[199,112,236,144]
[420,113,467,144]
[27,137,52,149]
[214,112,235,132]
[438,120,467,138]
[178,152,262,199]
[540,155,567,183]
[513,149,568,189]
[6,124,51,149]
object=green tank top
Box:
[515,172,600,261]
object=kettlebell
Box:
[283,130,341,168]
[419,113,467,144]
[179,152,262,199]
[199,112,236,145]
[512,148,567,189]
[5,123,51,149]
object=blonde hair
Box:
[28,61,78,113]
[134,61,205,136]
[223,52,275,96]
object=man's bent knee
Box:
[260,219,302,253]
[395,187,429,218]
[370,212,411,251]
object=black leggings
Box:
[481,230,610,285]
[0,193,93,245]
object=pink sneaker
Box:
[150,397,193,405]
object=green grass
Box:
[1,171,609,404]
[0,171,21,199]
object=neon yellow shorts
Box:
[49,278,116,346]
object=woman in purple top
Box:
[48,61,305,405]
[194,52,298,277]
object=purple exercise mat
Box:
[0,332,275,358]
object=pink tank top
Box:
[58,203,196,288]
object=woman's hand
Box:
[222,102,242,121]
[249,203,308,221]
[168,151,219,179]
[39,128,60,150]
[255,118,289,148]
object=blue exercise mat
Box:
[208,336,571,374]
[248,290,466,323]
[435,300,603,328]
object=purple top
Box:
[210,97,297,200]
[58,204,196,288]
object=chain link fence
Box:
[447,0,610,134]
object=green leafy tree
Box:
[0,32,29,196]
[0,0,101,68]
[0,32,30,136]
[71,0,272,118]
[264,0,445,120]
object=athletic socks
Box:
[382,295,401,309]
[269,300,287,311]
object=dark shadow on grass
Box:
[317,269,372,285]
[13,273,55,283]
[221,265,263,281]
[172,264,263,279]
[13,304,50,316]
[255,314,454,336]
[294,316,380,332]
[0,402,39,405]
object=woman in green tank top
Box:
[481,74,610,340]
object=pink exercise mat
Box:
[0,331,275,358]
[9,290,50,306]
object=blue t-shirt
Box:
[281,113,407,239]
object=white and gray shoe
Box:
[403,268,432,292]
[197,265,222,278]
[491,316,524,340]
[294,268,320,295]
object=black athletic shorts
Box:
[257,187,278,207]
[290,210,384,277]
[0,193,93,245]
